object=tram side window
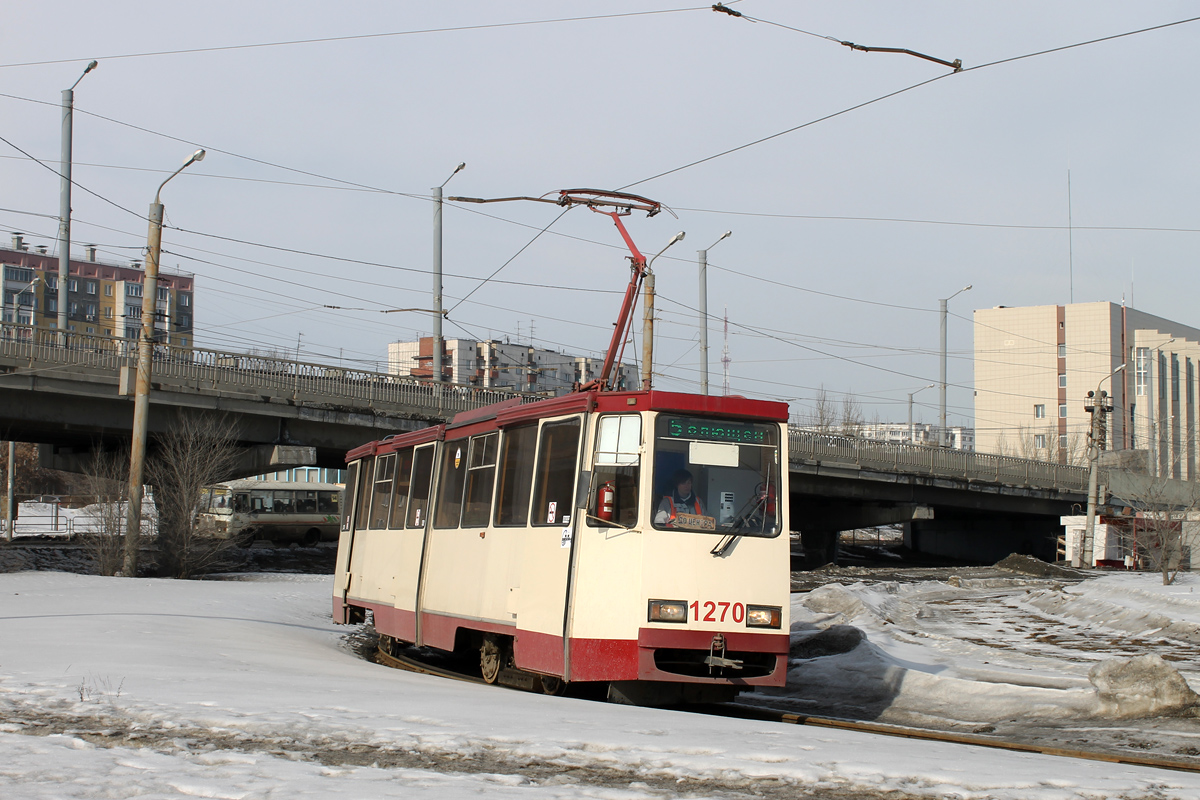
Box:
[341,462,358,531]
[434,438,469,528]
[354,456,374,529]
[387,448,415,529]
[532,418,582,526]
[369,454,396,529]
[494,424,537,526]
[407,446,435,528]
[591,414,641,527]
[460,433,498,527]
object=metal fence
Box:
[788,427,1090,492]
[0,324,529,416]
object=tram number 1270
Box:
[690,600,745,623]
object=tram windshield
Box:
[650,415,780,537]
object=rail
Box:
[788,426,1090,492]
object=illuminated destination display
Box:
[662,416,769,444]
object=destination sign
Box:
[663,416,768,444]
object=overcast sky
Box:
[3,1,1199,433]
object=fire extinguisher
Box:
[597,481,616,522]
[756,482,776,516]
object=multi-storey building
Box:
[0,235,194,347]
[854,422,975,451]
[387,336,636,395]
[974,302,1200,477]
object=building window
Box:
[125,305,141,319]
[180,337,188,346]
[86,281,97,295]
[45,275,58,290]
[1034,404,1045,419]
[1059,404,1067,418]
[4,267,33,283]
[1171,354,1180,404]
[125,326,139,339]
[1058,373,1067,388]
[1136,347,1149,396]
[86,327,94,334]
[179,293,191,307]
[46,298,57,314]
[1057,343,1066,358]
[157,287,169,301]
[1059,435,1068,449]
[126,284,142,298]
[1034,434,1046,449]
[104,284,113,297]
[68,279,77,292]
[105,307,113,318]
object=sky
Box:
[2,568,1199,798]
[3,1,1200,432]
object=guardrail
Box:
[0,324,1093,493]
[0,324,528,417]
[788,427,1090,492]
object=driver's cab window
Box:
[651,415,780,537]
[590,414,640,527]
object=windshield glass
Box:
[651,415,780,537]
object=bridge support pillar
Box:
[796,529,839,569]
[904,514,1062,564]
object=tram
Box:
[333,190,791,704]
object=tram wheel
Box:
[480,636,502,684]
[539,676,566,696]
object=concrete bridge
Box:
[0,324,1105,564]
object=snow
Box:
[1,569,1199,798]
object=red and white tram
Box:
[332,189,790,704]
[333,389,789,703]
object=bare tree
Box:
[808,386,837,432]
[146,413,244,578]
[79,447,130,577]
[1117,469,1200,585]
[838,393,865,438]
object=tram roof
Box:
[346,389,787,462]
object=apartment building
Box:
[0,235,194,347]
[854,422,975,451]
[974,302,1200,477]
[387,336,636,395]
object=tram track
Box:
[372,644,1200,776]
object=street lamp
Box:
[939,284,971,447]
[698,231,731,395]
[641,231,686,390]
[58,60,98,345]
[123,148,205,577]
[432,162,465,384]
[908,383,936,444]
[1080,363,1125,568]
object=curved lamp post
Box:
[123,149,205,577]
[698,231,731,395]
[641,231,685,390]
[432,162,465,384]
[58,60,98,344]
[939,284,971,447]
[908,383,936,444]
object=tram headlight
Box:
[647,600,688,624]
[745,605,782,629]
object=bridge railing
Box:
[0,324,529,416]
[788,427,1090,492]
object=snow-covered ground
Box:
[2,568,1199,798]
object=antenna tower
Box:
[721,307,731,395]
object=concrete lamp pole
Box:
[641,232,686,391]
[58,60,98,346]
[908,383,936,444]
[123,148,206,577]
[1080,363,1125,568]
[431,163,465,385]
[698,231,731,395]
[939,284,971,447]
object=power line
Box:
[0,7,704,70]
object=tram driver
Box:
[654,469,708,527]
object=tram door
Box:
[511,416,584,676]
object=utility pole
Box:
[124,149,205,577]
[1080,364,1124,568]
[58,60,98,346]
[431,163,465,385]
[697,231,731,395]
[939,285,971,447]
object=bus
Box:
[198,479,343,545]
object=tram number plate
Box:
[690,600,745,623]
[674,513,715,531]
